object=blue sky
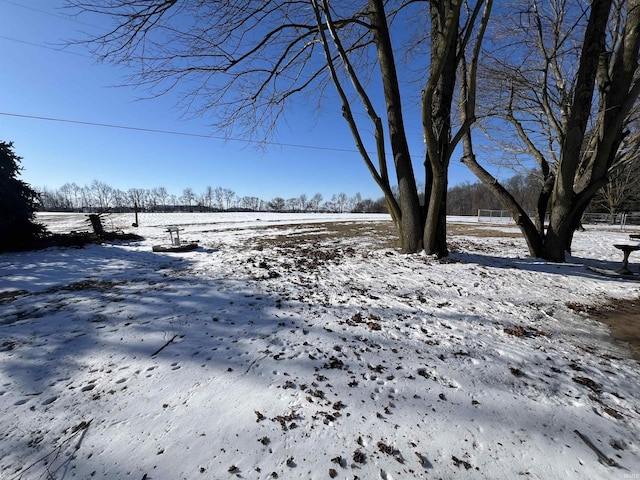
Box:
[0,0,481,202]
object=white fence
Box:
[621,212,640,227]
[477,209,516,223]
[582,212,640,227]
[477,209,640,228]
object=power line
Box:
[0,111,366,155]
[0,111,470,169]
[0,0,101,29]
[0,0,103,59]
[0,1,469,171]
[0,35,92,58]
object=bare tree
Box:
[55,184,73,210]
[465,0,640,261]
[152,186,169,212]
[350,192,362,212]
[240,196,261,211]
[183,187,195,210]
[333,192,348,213]
[446,173,542,215]
[203,186,214,211]
[90,180,114,211]
[285,198,299,212]
[310,193,323,212]
[418,0,493,255]
[67,0,492,255]
[127,188,147,211]
[168,194,177,210]
[214,187,225,211]
[195,192,207,211]
[59,182,82,211]
[80,185,92,211]
[113,188,128,211]
[593,152,640,216]
[353,197,376,212]
[39,186,68,210]
[324,197,337,213]
[299,194,308,212]
[223,188,236,210]
[268,197,286,212]
[594,110,640,215]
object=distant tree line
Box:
[447,170,639,217]
[36,181,389,214]
[37,168,639,218]
[447,173,543,216]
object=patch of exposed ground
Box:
[447,223,521,238]
[569,298,640,361]
[244,220,522,252]
[248,221,399,250]
[247,219,640,362]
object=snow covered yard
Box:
[1,213,639,480]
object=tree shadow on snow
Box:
[1,244,638,478]
[451,250,640,283]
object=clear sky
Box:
[0,0,481,202]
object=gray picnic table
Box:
[614,234,640,275]
[165,226,184,246]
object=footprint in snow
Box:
[380,469,393,480]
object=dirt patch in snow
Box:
[245,220,522,252]
[447,223,521,238]
[587,297,640,361]
[249,220,399,250]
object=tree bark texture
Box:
[368,0,423,253]
[422,1,462,257]
[543,0,614,261]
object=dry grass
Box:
[246,219,522,252]
[447,223,521,238]
[248,221,399,250]
[580,298,640,361]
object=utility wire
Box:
[0,0,102,58]
[0,0,469,170]
[0,0,100,29]
[0,111,469,169]
[0,35,91,58]
[0,111,365,155]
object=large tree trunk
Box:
[541,0,640,262]
[542,0,613,262]
[422,1,462,257]
[468,0,639,263]
[423,162,448,256]
[369,0,423,253]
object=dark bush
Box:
[0,141,47,252]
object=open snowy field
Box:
[1,212,639,479]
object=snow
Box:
[1,212,639,480]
